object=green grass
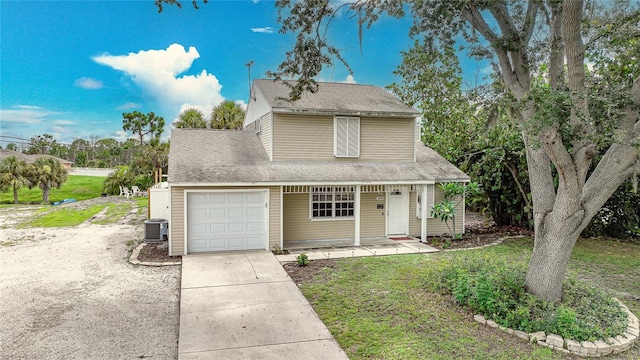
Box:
[0,175,106,204]
[20,204,106,227]
[93,202,133,225]
[297,238,640,360]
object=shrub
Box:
[430,254,628,341]
[296,253,310,267]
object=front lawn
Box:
[294,237,639,360]
[0,175,106,204]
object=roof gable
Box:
[253,79,419,117]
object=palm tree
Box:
[27,157,68,203]
[210,101,245,130]
[0,156,30,204]
[175,108,207,128]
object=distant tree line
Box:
[2,102,246,198]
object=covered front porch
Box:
[280,183,444,250]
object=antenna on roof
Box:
[246,60,256,101]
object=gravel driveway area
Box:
[0,210,181,359]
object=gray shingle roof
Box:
[254,79,420,117]
[0,149,73,165]
[168,129,469,184]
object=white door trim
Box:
[183,188,270,254]
[386,186,409,236]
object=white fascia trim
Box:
[170,180,438,187]
[272,108,419,118]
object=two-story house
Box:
[166,79,469,256]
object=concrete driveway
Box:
[178,251,349,359]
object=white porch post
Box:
[420,184,428,242]
[280,186,284,249]
[354,185,361,246]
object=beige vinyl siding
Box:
[283,193,354,242]
[258,113,272,159]
[360,192,386,238]
[273,114,334,160]
[169,186,280,255]
[409,189,464,237]
[272,114,415,162]
[170,187,185,256]
[360,117,414,162]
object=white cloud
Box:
[74,77,104,90]
[117,102,141,110]
[0,105,59,124]
[341,74,357,84]
[0,105,82,144]
[319,74,358,84]
[235,100,247,111]
[171,103,214,128]
[251,27,274,34]
[93,43,224,117]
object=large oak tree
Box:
[157,0,640,302]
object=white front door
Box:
[387,188,408,235]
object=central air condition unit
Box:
[144,218,168,242]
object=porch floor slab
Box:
[276,240,439,262]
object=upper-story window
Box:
[334,116,360,157]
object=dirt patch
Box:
[421,211,532,250]
[137,241,181,263]
[283,259,337,285]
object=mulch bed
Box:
[136,242,181,263]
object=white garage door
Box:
[187,191,267,253]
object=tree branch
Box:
[522,0,540,44]
[548,1,564,91]
[539,126,581,209]
[505,162,531,212]
[462,4,528,99]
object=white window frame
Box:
[416,184,435,219]
[255,118,262,134]
[334,116,360,158]
[310,186,355,220]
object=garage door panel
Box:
[228,223,244,233]
[210,223,226,233]
[247,206,263,217]
[246,192,263,204]
[246,222,263,232]
[246,236,263,247]
[228,207,244,218]
[210,208,226,218]
[187,191,267,253]
[228,193,244,204]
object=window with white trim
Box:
[334,116,360,157]
[311,186,355,219]
[416,184,435,219]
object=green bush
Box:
[296,253,310,267]
[431,255,628,341]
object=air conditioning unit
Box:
[144,218,168,242]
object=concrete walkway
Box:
[276,240,439,262]
[178,251,349,359]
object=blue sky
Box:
[1,0,489,147]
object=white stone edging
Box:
[129,242,181,266]
[473,298,639,357]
